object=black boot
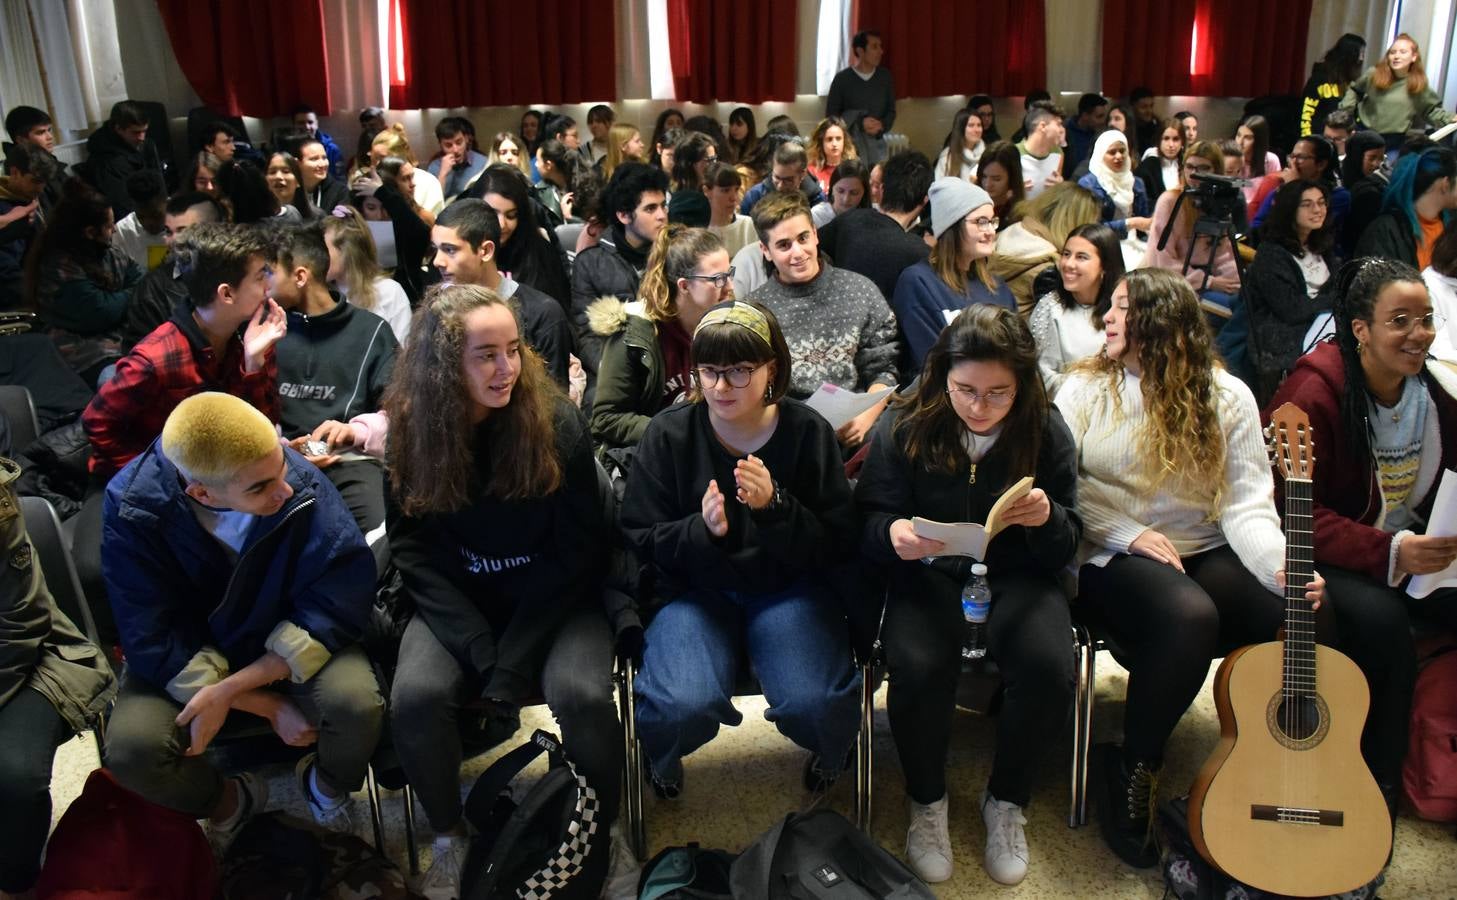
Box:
[1095,743,1160,868]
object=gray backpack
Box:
[728,809,935,899]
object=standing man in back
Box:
[827,30,896,165]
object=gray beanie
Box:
[929,177,993,239]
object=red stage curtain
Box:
[155,0,332,117]
[1101,0,1199,98]
[1191,0,1315,96]
[667,0,798,104]
[853,0,1047,98]
[388,0,616,109]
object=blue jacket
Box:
[891,261,1016,373]
[102,441,375,698]
[739,175,826,217]
[317,131,345,180]
[1076,172,1151,239]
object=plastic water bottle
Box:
[961,563,991,660]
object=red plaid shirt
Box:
[83,313,278,478]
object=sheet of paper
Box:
[912,517,991,560]
[366,221,398,268]
[804,382,891,430]
[1408,469,1457,598]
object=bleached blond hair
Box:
[161,392,278,485]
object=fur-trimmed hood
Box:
[587,296,651,338]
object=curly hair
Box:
[807,116,857,169]
[1074,268,1227,512]
[384,284,564,514]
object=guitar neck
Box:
[1283,476,1315,698]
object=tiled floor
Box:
[49,652,1457,898]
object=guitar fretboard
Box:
[1283,477,1316,700]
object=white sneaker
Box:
[205,771,269,858]
[296,753,355,832]
[600,822,640,899]
[905,794,953,883]
[980,790,1029,885]
[417,834,468,900]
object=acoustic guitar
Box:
[1187,402,1391,897]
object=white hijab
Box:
[1089,129,1136,216]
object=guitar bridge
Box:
[1250,804,1343,826]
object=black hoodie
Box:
[275,295,398,438]
[82,126,163,219]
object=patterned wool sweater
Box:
[747,261,900,398]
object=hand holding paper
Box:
[805,382,892,431]
[1405,469,1457,597]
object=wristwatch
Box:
[762,479,787,514]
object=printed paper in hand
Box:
[1407,468,1457,598]
[805,383,892,430]
[912,475,1036,560]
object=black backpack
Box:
[729,808,935,899]
[460,730,604,900]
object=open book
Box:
[1408,468,1457,598]
[911,475,1035,561]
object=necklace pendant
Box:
[1393,412,1400,423]
[968,463,977,484]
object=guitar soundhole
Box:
[1265,692,1331,749]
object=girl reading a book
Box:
[1267,257,1457,835]
[1056,268,1326,870]
[853,304,1080,887]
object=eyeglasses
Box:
[946,386,1016,408]
[1184,162,1215,175]
[693,363,763,389]
[964,216,1000,232]
[680,267,736,290]
[771,173,800,189]
[1381,312,1445,334]
[1288,153,1315,162]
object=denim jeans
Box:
[635,579,862,784]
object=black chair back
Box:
[0,385,40,455]
[19,495,101,646]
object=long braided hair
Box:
[1330,257,1426,464]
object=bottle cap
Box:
[971,563,988,575]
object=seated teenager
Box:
[979,142,1027,232]
[665,131,716,227]
[1141,141,1241,310]
[933,107,985,184]
[619,299,862,797]
[120,192,225,352]
[810,159,871,229]
[589,225,733,453]
[807,116,857,193]
[855,306,1079,886]
[297,137,351,214]
[1247,136,1348,235]
[893,180,1015,371]
[1131,119,1184,197]
[0,454,116,900]
[384,285,623,897]
[816,151,932,300]
[428,116,487,205]
[738,139,827,216]
[1267,258,1457,821]
[746,192,899,447]
[26,178,143,384]
[217,159,300,225]
[1423,227,1457,362]
[268,225,397,571]
[703,161,757,257]
[432,199,571,387]
[990,181,1100,316]
[464,164,572,313]
[1242,180,1337,397]
[1056,269,1326,869]
[103,393,382,845]
[1076,130,1151,244]
[1354,146,1454,269]
[369,124,444,217]
[533,138,578,228]
[265,151,315,222]
[1028,223,1124,393]
[601,122,647,182]
[488,131,532,181]
[113,169,169,269]
[0,142,56,310]
[321,206,412,343]
[1341,131,1388,258]
[83,223,284,480]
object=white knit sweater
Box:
[1056,366,1285,592]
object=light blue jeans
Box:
[635,579,862,784]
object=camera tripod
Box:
[1155,189,1247,319]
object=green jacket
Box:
[587,297,664,451]
[1341,70,1454,134]
[0,458,115,732]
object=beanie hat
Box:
[929,177,992,239]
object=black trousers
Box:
[0,686,71,892]
[1077,547,1337,766]
[883,565,1074,806]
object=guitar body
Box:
[1188,640,1392,897]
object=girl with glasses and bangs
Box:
[853,304,1080,886]
[587,224,733,453]
[1056,268,1327,870]
[1268,259,1457,837]
[619,299,862,803]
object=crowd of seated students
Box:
[6,27,1457,897]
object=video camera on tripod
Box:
[1155,171,1248,307]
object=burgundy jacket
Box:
[1266,341,1457,582]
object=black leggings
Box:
[1319,565,1457,788]
[1078,546,1335,766]
[883,566,1074,806]
[0,687,71,892]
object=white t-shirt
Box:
[709,214,758,259]
[112,212,167,270]
[341,274,413,344]
[412,168,445,216]
[1019,146,1064,199]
